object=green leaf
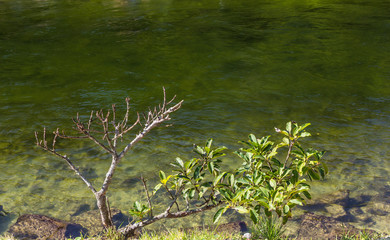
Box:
[214,172,227,186]
[219,189,232,200]
[286,122,292,134]
[153,183,162,195]
[250,209,259,224]
[213,207,227,224]
[283,204,290,214]
[232,189,246,202]
[159,171,166,181]
[193,165,202,180]
[302,191,312,199]
[289,198,303,206]
[208,162,215,174]
[134,201,142,212]
[291,170,299,184]
[199,186,208,198]
[236,177,250,185]
[234,206,249,214]
[258,187,270,198]
[194,145,205,155]
[188,188,195,199]
[257,198,270,209]
[300,132,311,138]
[308,169,320,180]
[300,123,311,131]
[249,134,257,143]
[175,157,184,168]
[270,179,276,189]
[214,146,227,154]
[229,174,235,187]
[206,139,213,149]
[280,130,290,137]
[160,175,172,185]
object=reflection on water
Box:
[0,0,389,235]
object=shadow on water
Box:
[0,206,13,234]
[301,190,374,224]
[71,204,91,217]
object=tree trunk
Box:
[95,193,113,229]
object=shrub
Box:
[35,90,327,239]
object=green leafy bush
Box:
[149,121,327,228]
[214,121,328,225]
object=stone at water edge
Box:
[242,232,251,239]
[8,214,87,240]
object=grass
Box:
[0,234,16,240]
[250,215,285,240]
[0,225,386,240]
[336,230,384,240]
[138,228,242,240]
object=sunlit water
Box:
[0,0,389,235]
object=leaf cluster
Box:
[128,139,228,221]
[215,121,328,224]
[131,121,328,228]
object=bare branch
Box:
[35,89,184,235]
[35,131,97,194]
[140,176,153,218]
[112,114,140,141]
[98,98,182,197]
[121,97,131,128]
[118,201,222,237]
[58,132,89,139]
[71,116,116,155]
[163,184,180,212]
[118,100,183,160]
[112,104,116,127]
[52,129,59,150]
[87,111,94,130]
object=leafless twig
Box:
[140,176,153,218]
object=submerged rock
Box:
[8,214,87,240]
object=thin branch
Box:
[72,117,115,155]
[118,100,183,160]
[118,201,222,236]
[35,130,97,194]
[283,139,295,169]
[140,176,153,218]
[112,114,140,141]
[87,111,94,130]
[163,184,180,211]
[112,104,116,128]
[121,97,130,128]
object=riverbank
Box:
[1,210,387,240]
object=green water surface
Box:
[0,0,389,235]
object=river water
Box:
[0,0,389,235]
